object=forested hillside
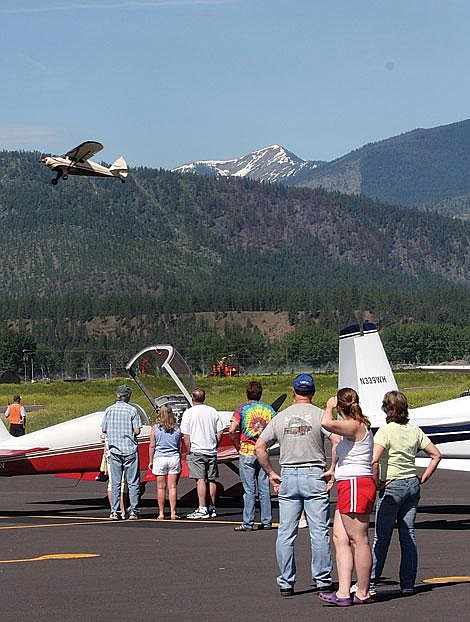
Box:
[0,150,470,376]
[291,119,470,210]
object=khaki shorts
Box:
[187,452,218,481]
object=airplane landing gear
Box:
[51,171,64,185]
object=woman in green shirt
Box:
[371,391,441,595]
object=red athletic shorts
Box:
[336,477,376,514]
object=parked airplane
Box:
[418,365,470,373]
[1,329,469,481]
[0,345,240,481]
[339,322,470,470]
[41,141,128,185]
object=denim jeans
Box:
[239,454,272,528]
[109,451,140,513]
[276,465,332,589]
[372,476,421,590]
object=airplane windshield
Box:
[126,345,194,414]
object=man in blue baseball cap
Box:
[293,373,316,395]
[255,373,335,597]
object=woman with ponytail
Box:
[319,388,375,606]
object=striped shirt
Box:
[101,401,141,456]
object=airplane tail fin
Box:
[0,417,12,442]
[110,156,128,179]
[338,322,398,420]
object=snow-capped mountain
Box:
[172,145,322,184]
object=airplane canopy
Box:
[126,345,194,413]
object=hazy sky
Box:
[1,0,469,168]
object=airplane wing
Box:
[65,141,104,163]
[418,365,470,373]
[0,447,48,458]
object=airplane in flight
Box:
[339,321,470,470]
[40,141,128,185]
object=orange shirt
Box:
[8,403,23,424]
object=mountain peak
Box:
[172,144,320,183]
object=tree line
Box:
[1,322,469,380]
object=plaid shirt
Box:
[101,400,141,456]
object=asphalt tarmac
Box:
[0,466,469,622]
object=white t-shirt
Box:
[180,404,224,455]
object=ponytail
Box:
[337,388,371,429]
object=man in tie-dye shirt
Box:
[229,381,275,532]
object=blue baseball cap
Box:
[293,373,315,394]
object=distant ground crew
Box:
[5,395,26,436]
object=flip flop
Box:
[170,514,181,520]
[156,516,165,521]
[319,592,353,607]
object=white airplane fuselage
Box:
[41,156,117,178]
[0,407,234,478]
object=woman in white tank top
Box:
[319,388,375,606]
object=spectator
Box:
[371,390,441,596]
[101,384,141,520]
[229,380,275,531]
[320,388,376,606]
[180,388,224,520]
[148,405,182,520]
[255,374,334,597]
[100,433,128,519]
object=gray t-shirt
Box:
[260,402,330,467]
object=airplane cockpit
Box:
[126,345,193,424]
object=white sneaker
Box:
[187,507,210,520]
[298,517,308,529]
[351,582,376,596]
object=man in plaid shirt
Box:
[102,384,142,520]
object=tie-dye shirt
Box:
[231,400,275,455]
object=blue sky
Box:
[1,0,469,168]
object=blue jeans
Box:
[372,476,421,590]
[109,451,140,513]
[239,454,272,528]
[276,466,332,589]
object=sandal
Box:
[156,516,165,521]
[170,514,181,520]
[319,592,353,607]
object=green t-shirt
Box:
[374,422,431,481]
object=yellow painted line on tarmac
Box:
[0,553,99,564]
[0,514,280,530]
[423,576,470,584]
[37,514,120,521]
[0,520,111,531]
